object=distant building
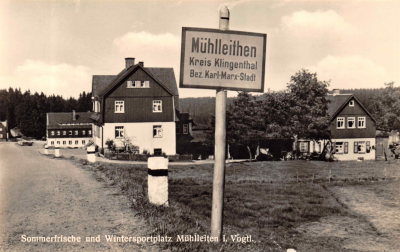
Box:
[46,111,93,148]
[91,58,183,155]
[0,120,8,141]
[297,89,377,160]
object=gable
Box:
[106,67,173,98]
[96,64,176,98]
[327,94,376,123]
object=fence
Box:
[104,152,192,162]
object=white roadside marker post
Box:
[210,6,229,242]
[148,156,169,206]
[44,144,49,155]
[87,145,96,163]
[55,144,60,158]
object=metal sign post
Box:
[210,6,229,242]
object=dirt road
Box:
[0,142,161,252]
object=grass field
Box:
[72,158,400,252]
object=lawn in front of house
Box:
[74,158,400,251]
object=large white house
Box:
[90,58,179,155]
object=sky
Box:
[0,0,399,98]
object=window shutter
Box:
[344,142,348,154]
[127,81,133,87]
[354,141,358,153]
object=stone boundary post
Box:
[87,145,96,163]
[148,157,168,206]
[44,144,49,155]
[55,145,60,157]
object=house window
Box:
[0,128,2,131]
[75,140,78,145]
[347,117,355,129]
[57,131,60,136]
[82,140,86,145]
[51,141,54,145]
[183,124,188,134]
[335,142,344,154]
[337,117,345,129]
[57,141,60,145]
[127,81,136,88]
[63,141,66,145]
[349,100,354,107]
[0,134,3,138]
[153,100,162,112]
[63,131,66,136]
[344,142,348,154]
[75,130,78,135]
[69,141,72,145]
[135,81,141,87]
[354,141,358,153]
[358,117,366,128]
[153,126,163,138]
[51,131,55,136]
[141,81,150,88]
[299,142,308,152]
[176,124,180,134]
[154,148,162,156]
[88,130,91,135]
[358,141,366,153]
[366,141,371,153]
[82,130,86,135]
[115,126,124,138]
[115,101,125,113]
[69,130,72,136]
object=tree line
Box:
[0,88,92,139]
[186,70,400,158]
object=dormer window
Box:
[349,100,354,107]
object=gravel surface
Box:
[0,142,162,252]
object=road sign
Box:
[180,27,266,92]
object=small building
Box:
[327,90,376,160]
[91,58,180,155]
[0,120,8,141]
[297,89,377,160]
[46,111,93,148]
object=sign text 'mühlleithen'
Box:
[191,38,256,57]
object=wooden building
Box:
[0,120,8,141]
[46,111,93,148]
[91,58,182,155]
[298,89,377,160]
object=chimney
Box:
[332,89,340,96]
[139,61,144,67]
[72,110,76,121]
[125,58,135,69]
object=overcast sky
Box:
[0,0,399,98]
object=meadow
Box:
[73,158,400,251]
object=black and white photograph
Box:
[0,0,399,251]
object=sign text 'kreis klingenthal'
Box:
[180,27,266,92]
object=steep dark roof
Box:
[146,68,178,96]
[93,64,178,98]
[92,75,117,97]
[326,94,376,122]
[326,94,352,118]
[47,112,93,129]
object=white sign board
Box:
[180,27,266,92]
